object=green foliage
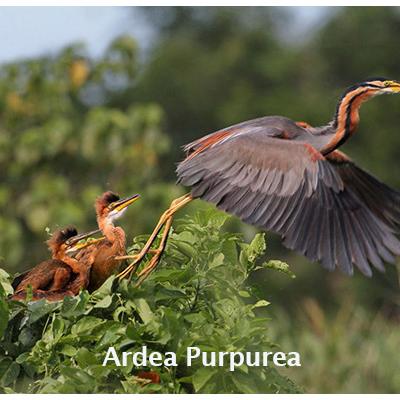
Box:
[0,210,299,394]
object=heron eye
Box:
[384,81,391,87]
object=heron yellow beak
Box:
[64,228,103,254]
[110,193,141,212]
[64,229,100,246]
[384,80,400,93]
[66,236,105,254]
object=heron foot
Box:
[134,249,164,287]
[116,250,158,280]
[117,193,193,282]
[115,250,157,261]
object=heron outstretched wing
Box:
[177,131,400,276]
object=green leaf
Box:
[206,209,229,229]
[0,268,13,296]
[18,327,38,347]
[183,313,206,325]
[15,353,29,364]
[261,260,295,278]
[222,239,238,265]
[252,300,270,309]
[209,253,224,268]
[230,371,259,394]
[97,321,124,348]
[0,359,20,387]
[0,284,9,339]
[192,367,218,392]
[152,269,190,283]
[133,299,154,324]
[126,324,142,341]
[27,299,59,324]
[93,295,113,309]
[173,240,196,258]
[75,348,98,368]
[247,233,266,262]
[59,365,96,387]
[60,344,77,357]
[71,316,104,335]
[51,317,65,342]
[61,291,90,318]
[92,275,116,298]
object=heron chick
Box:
[11,226,93,301]
[72,191,140,291]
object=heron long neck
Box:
[321,86,376,155]
[97,217,126,253]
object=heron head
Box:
[381,79,400,93]
[46,226,78,255]
[361,77,400,93]
[95,191,140,222]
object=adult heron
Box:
[119,78,400,282]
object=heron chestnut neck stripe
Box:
[322,85,378,155]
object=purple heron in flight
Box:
[118,78,400,282]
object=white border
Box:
[1,2,400,6]
[1,394,398,398]
[0,3,396,398]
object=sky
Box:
[0,7,150,63]
[0,7,329,64]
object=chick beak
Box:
[110,193,140,213]
[65,229,101,246]
[65,229,103,254]
[66,236,105,254]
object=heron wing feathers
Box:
[329,154,400,230]
[179,132,342,197]
[177,132,400,276]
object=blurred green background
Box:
[0,6,399,393]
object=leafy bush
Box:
[0,210,300,394]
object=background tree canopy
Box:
[0,6,399,393]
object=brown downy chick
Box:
[74,191,139,291]
[11,226,90,301]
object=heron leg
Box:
[115,249,158,261]
[117,193,193,280]
[133,213,174,287]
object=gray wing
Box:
[177,132,400,276]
